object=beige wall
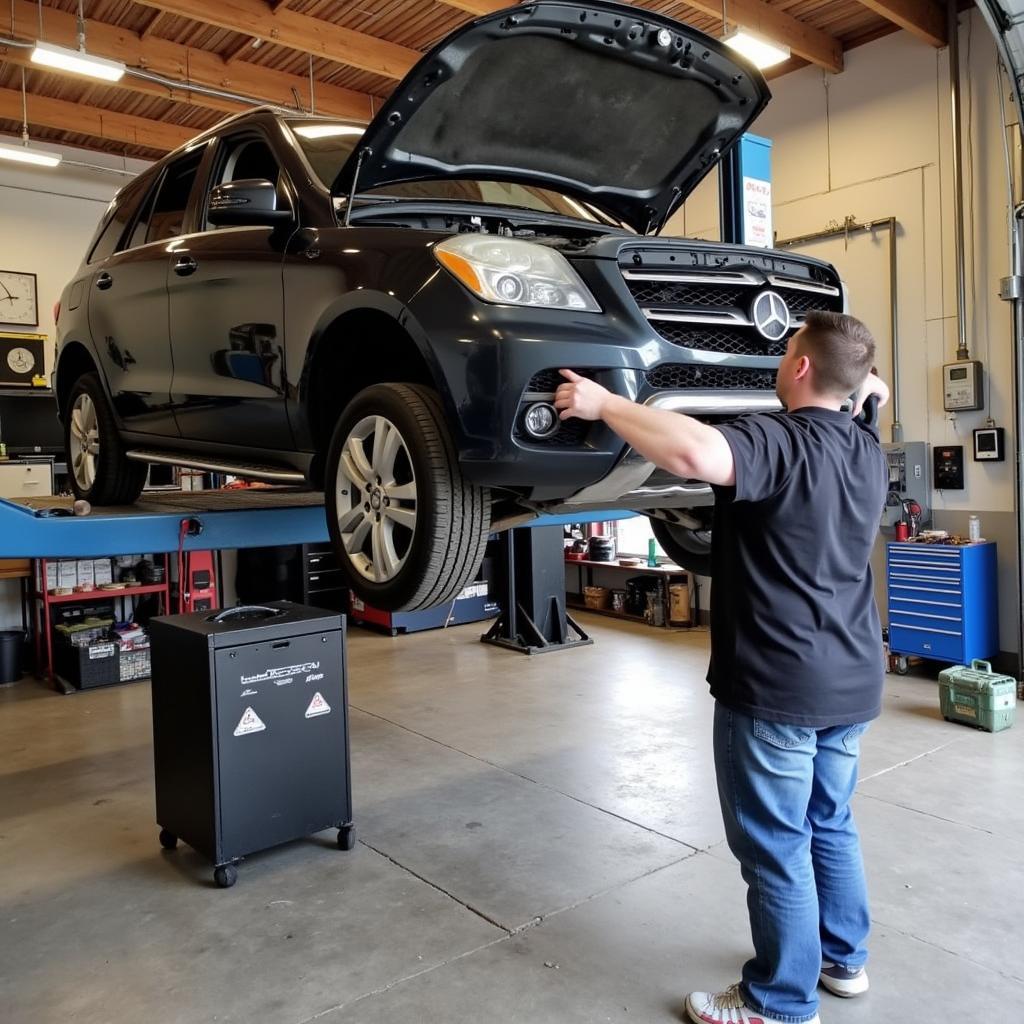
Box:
[667,12,1021,658]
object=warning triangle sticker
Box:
[233,706,266,736]
[305,692,331,718]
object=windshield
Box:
[288,119,624,226]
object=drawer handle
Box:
[890,622,962,637]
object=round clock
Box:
[7,346,36,375]
[0,270,39,327]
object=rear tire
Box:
[649,515,713,578]
[325,383,490,612]
[64,371,147,505]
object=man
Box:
[555,311,889,1024]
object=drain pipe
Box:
[1011,207,1024,678]
[776,216,902,441]
[948,0,971,361]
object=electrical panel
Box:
[943,360,984,411]
[934,445,965,490]
[881,442,930,531]
[973,427,1005,462]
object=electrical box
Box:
[973,427,1005,462]
[943,360,984,411]
[934,444,965,490]
[881,442,930,531]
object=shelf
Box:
[567,598,691,628]
[34,583,168,604]
[564,559,688,576]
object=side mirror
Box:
[208,179,292,227]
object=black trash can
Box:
[0,630,23,684]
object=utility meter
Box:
[943,360,984,411]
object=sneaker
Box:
[819,962,869,998]
[685,983,820,1024]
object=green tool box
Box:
[938,660,1017,733]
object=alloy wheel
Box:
[334,415,418,583]
[70,392,100,491]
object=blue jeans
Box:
[713,703,871,1023]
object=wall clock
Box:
[0,270,39,327]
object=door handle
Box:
[96,273,113,290]
[173,256,198,277]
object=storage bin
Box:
[938,660,1016,733]
[583,586,609,609]
[55,637,121,690]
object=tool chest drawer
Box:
[886,542,998,667]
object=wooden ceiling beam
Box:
[140,10,165,40]
[132,0,420,81]
[439,0,844,74]
[853,1,946,47]
[0,87,196,152]
[5,0,376,120]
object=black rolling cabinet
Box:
[149,601,354,888]
[235,543,348,611]
[302,543,347,611]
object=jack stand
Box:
[481,525,592,655]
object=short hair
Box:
[795,311,877,398]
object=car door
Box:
[167,131,295,449]
[85,154,204,436]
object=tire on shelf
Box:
[64,371,147,505]
[325,383,490,612]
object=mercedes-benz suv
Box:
[54,0,845,611]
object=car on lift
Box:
[54,0,845,611]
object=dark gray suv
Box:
[55,0,845,611]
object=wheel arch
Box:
[54,341,100,419]
[299,298,452,486]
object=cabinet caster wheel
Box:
[214,864,238,888]
[337,824,356,851]
[895,657,909,676]
[159,828,178,851]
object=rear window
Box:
[86,177,150,263]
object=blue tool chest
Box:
[886,542,998,666]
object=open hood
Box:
[978,1,1024,127]
[331,0,769,233]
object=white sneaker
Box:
[819,962,869,998]
[685,983,821,1024]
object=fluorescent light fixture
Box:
[0,140,62,167]
[31,41,125,82]
[723,28,791,70]
[293,124,364,140]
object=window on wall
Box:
[614,516,666,559]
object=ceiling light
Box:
[723,28,791,70]
[31,41,125,82]
[0,140,62,167]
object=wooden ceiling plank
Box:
[853,1,946,47]
[0,86,196,151]
[439,0,843,74]
[131,0,420,80]
[225,37,257,65]
[5,0,375,119]
[140,10,165,40]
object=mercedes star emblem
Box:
[752,290,791,343]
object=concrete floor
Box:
[1,614,1022,1023]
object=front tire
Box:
[325,383,490,612]
[649,515,713,578]
[64,371,147,505]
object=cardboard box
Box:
[93,559,113,586]
[76,560,95,589]
[58,561,77,589]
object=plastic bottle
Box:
[968,514,981,542]
[647,538,658,567]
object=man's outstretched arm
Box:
[554,370,736,487]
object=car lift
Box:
[0,489,635,674]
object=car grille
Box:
[619,257,843,358]
[645,365,778,391]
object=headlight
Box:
[434,235,601,312]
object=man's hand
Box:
[555,369,614,421]
[852,372,890,417]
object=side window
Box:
[87,179,148,263]
[205,136,284,230]
[142,150,204,245]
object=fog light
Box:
[524,402,559,439]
